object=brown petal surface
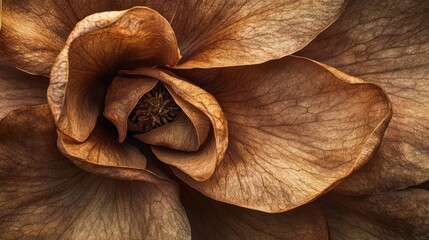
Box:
[0,105,191,239]
[173,56,391,212]
[134,112,202,152]
[172,0,347,68]
[321,189,429,239]
[103,76,158,142]
[57,116,164,183]
[180,184,328,240]
[0,63,48,120]
[122,68,228,182]
[298,0,429,194]
[48,7,180,143]
[0,1,179,75]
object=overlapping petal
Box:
[1,0,347,74]
[180,185,329,240]
[0,105,191,239]
[172,0,348,68]
[299,0,429,194]
[103,76,158,142]
[57,117,164,183]
[48,7,180,143]
[0,0,179,75]
[321,189,429,239]
[122,67,228,182]
[174,56,391,212]
[0,63,48,120]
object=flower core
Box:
[129,83,180,132]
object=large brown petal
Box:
[321,189,429,239]
[57,116,165,183]
[0,63,48,120]
[122,68,228,182]
[0,105,191,239]
[172,0,347,69]
[174,56,391,212]
[48,7,180,143]
[103,76,158,142]
[180,184,328,240]
[0,1,179,75]
[298,0,429,194]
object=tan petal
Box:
[298,0,429,194]
[122,68,228,181]
[0,105,191,239]
[0,63,48,120]
[180,185,328,240]
[103,76,158,142]
[0,1,179,75]
[134,112,201,152]
[48,7,180,143]
[166,85,211,149]
[321,189,429,239]
[172,0,347,68]
[57,116,166,183]
[173,56,391,212]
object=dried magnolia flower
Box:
[0,0,428,239]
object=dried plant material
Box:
[48,7,180,143]
[321,189,429,239]
[0,0,179,75]
[134,113,201,152]
[0,0,427,239]
[172,0,347,68]
[299,0,429,194]
[122,67,228,181]
[180,185,329,240]
[57,117,165,183]
[174,56,391,212]
[104,76,158,142]
[0,105,191,239]
[0,63,48,120]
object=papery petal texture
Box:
[0,0,179,75]
[1,0,347,74]
[321,189,429,239]
[0,105,191,240]
[122,68,228,182]
[48,7,180,143]
[299,0,429,194]
[0,64,48,120]
[171,0,347,68]
[174,56,391,212]
[180,185,329,240]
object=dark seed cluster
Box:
[129,83,180,132]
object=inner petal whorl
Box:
[129,83,180,132]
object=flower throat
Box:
[129,83,180,132]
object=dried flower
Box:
[0,0,428,239]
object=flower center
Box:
[129,83,180,132]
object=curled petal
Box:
[173,56,391,212]
[181,185,328,240]
[0,1,179,75]
[103,76,158,142]
[0,105,191,239]
[166,86,211,150]
[122,68,228,181]
[172,0,347,68]
[48,7,180,143]
[57,117,165,183]
[134,112,202,152]
[299,0,429,194]
[0,63,48,120]
[321,189,429,239]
